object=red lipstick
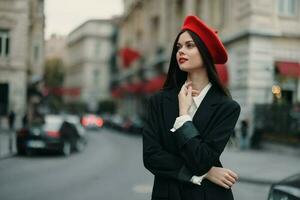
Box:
[179,57,188,64]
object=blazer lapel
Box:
[192,86,224,134]
[163,86,226,134]
[163,88,179,131]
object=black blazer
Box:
[142,85,241,200]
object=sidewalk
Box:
[222,147,300,185]
[0,128,17,159]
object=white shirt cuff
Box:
[190,173,207,185]
[170,115,192,132]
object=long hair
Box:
[162,30,230,97]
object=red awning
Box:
[44,87,81,97]
[276,61,300,77]
[111,87,124,98]
[123,82,144,93]
[215,64,229,86]
[142,75,166,93]
[118,48,141,68]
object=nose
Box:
[178,49,185,55]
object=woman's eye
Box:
[186,43,195,48]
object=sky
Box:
[45,0,124,39]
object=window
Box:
[34,45,39,61]
[176,0,184,21]
[94,69,99,84]
[151,16,160,49]
[94,41,100,56]
[195,0,202,15]
[277,0,297,17]
[0,29,10,57]
[37,0,44,16]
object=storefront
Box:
[274,61,300,104]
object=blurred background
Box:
[0,0,300,200]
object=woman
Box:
[143,15,241,200]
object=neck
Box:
[186,68,209,92]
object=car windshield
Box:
[43,118,62,131]
[43,122,61,131]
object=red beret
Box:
[181,15,228,64]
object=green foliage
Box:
[65,102,86,115]
[97,99,116,114]
[44,58,65,111]
[44,58,65,87]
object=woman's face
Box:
[176,31,204,72]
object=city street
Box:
[1,1,300,200]
[0,128,272,200]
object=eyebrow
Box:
[177,40,195,45]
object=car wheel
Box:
[62,141,71,156]
[75,139,85,152]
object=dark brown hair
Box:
[162,30,230,97]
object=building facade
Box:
[65,20,115,112]
[0,0,45,127]
[45,34,67,62]
[117,0,300,135]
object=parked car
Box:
[268,173,300,200]
[109,114,124,131]
[80,114,104,130]
[16,115,86,156]
[122,116,143,134]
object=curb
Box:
[0,153,16,160]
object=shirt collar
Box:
[193,82,212,108]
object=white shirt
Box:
[170,82,212,185]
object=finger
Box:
[182,81,192,89]
[180,87,187,95]
[192,92,199,97]
[181,82,187,91]
[180,84,188,95]
[192,89,200,94]
[184,81,193,89]
[227,170,238,180]
[184,81,192,86]
[187,85,192,96]
[219,181,230,189]
[223,179,233,188]
[225,174,236,184]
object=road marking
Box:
[132,184,152,194]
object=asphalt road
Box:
[0,128,269,200]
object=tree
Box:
[44,58,65,87]
[44,58,65,112]
[97,99,117,114]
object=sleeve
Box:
[174,101,241,176]
[142,96,193,182]
[191,173,207,185]
[170,115,192,132]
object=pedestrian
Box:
[240,119,249,150]
[228,128,238,149]
[143,15,241,200]
[22,112,28,128]
[8,110,16,131]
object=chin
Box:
[179,65,197,72]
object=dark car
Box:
[268,173,300,200]
[16,115,86,156]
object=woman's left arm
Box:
[174,100,241,176]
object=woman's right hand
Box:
[205,167,238,189]
[178,81,200,116]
